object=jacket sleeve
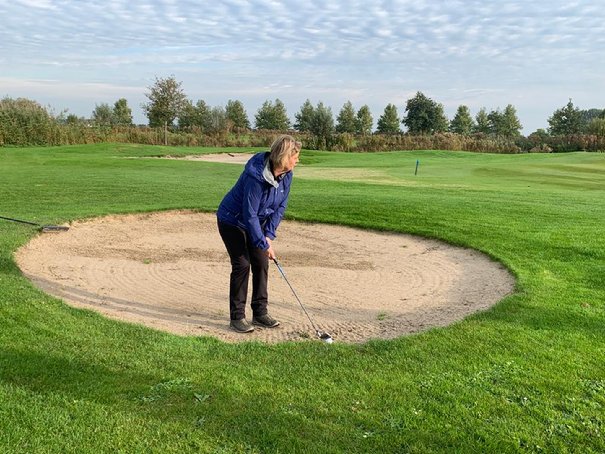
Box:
[242,177,270,250]
[264,179,291,241]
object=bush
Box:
[2,105,604,153]
[546,135,605,152]
[0,97,59,146]
[331,133,355,152]
[587,118,605,137]
[529,144,553,153]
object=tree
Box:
[92,103,114,127]
[474,108,490,134]
[195,100,213,131]
[178,100,196,129]
[0,97,55,146]
[478,105,522,137]
[449,105,474,135]
[526,128,551,152]
[272,99,290,130]
[294,99,314,132]
[91,99,132,127]
[65,114,81,125]
[225,99,250,131]
[336,101,357,133]
[487,109,503,136]
[255,99,290,130]
[142,75,188,128]
[255,101,274,130]
[548,99,583,135]
[356,105,373,135]
[587,118,605,137]
[113,98,133,126]
[309,102,334,147]
[376,104,400,134]
[527,128,549,143]
[402,92,448,134]
[178,99,212,131]
[208,106,229,133]
[500,104,522,137]
[579,108,605,130]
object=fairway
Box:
[1,144,604,453]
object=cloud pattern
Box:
[1,0,604,131]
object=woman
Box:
[217,135,301,333]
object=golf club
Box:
[272,258,333,344]
[0,215,69,232]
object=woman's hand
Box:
[265,237,276,260]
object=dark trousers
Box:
[217,220,269,320]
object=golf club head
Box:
[318,331,333,344]
[41,225,70,232]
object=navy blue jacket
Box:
[217,152,292,250]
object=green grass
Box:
[1,143,604,453]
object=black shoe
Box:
[230,319,254,333]
[252,314,280,328]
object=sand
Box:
[15,210,515,344]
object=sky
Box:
[1,0,604,134]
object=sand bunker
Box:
[15,211,514,343]
[161,153,254,164]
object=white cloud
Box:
[0,77,140,97]
[15,0,55,9]
[1,0,603,132]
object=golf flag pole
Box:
[415,159,419,175]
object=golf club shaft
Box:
[0,215,41,227]
[0,215,68,232]
[273,258,319,334]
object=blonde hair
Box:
[269,135,302,169]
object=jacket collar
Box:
[262,155,280,188]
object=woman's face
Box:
[283,151,300,172]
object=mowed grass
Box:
[0,143,604,453]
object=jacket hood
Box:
[245,152,279,188]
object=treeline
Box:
[1,76,604,152]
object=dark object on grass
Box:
[0,215,69,232]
